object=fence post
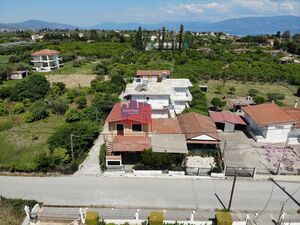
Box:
[252,167,256,178]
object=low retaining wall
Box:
[168,171,185,176]
[133,170,162,176]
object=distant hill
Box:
[0,20,78,30]
[1,16,299,35]
[207,16,300,35]
[90,16,300,35]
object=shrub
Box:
[0,101,8,116]
[253,95,266,104]
[86,211,99,225]
[48,97,69,115]
[0,86,11,99]
[0,117,13,132]
[13,102,25,114]
[65,89,80,103]
[248,88,259,97]
[211,97,226,111]
[135,149,185,170]
[266,92,285,102]
[149,212,164,225]
[51,82,66,96]
[65,109,82,122]
[228,86,236,95]
[75,95,87,109]
[24,101,48,123]
[215,212,233,225]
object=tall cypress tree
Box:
[162,26,166,50]
[179,24,184,50]
[135,26,143,51]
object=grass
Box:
[0,55,10,64]
[0,196,38,225]
[0,114,65,171]
[202,79,300,107]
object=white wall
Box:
[174,101,187,114]
[265,124,292,143]
[244,113,292,143]
[131,95,170,109]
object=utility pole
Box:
[228,173,237,211]
[70,134,75,162]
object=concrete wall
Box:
[224,122,235,132]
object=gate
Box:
[225,166,255,177]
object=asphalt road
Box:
[0,176,299,213]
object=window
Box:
[132,124,142,132]
[146,96,150,101]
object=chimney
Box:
[295,99,298,108]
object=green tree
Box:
[179,24,184,50]
[282,31,291,41]
[75,95,87,109]
[48,97,69,115]
[161,27,166,50]
[51,82,66,96]
[210,97,226,111]
[47,121,99,158]
[65,108,82,123]
[135,26,144,51]
[92,94,117,119]
[24,100,49,123]
[15,75,50,101]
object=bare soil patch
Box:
[46,74,96,88]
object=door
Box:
[116,124,124,135]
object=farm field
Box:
[202,80,299,107]
[46,74,97,88]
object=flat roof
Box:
[121,79,192,96]
[151,134,188,154]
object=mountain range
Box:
[1,16,299,35]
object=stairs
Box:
[107,141,112,155]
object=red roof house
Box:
[210,111,246,132]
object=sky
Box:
[0,0,300,27]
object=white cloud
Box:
[165,2,227,15]
[231,0,300,15]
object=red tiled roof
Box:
[106,101,151,124]
[242,103,296,126]
[210,111,246,125]
[177,112,220,141]
[152,118,182,134]
[32,49,60,56]
[111,136,151,152]
[282,107,300,128]
[136,70,171,77]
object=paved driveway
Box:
[220,131,276,173]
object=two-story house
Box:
[104,101,152,165]
[120,71,193,118]
[31,49,63,72]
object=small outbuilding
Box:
[210,111,246,132]
[7,70,29,80]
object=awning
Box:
[151,134,188,154]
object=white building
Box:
[7,70,29,80]
[242,103,297,144]
[31,49,63,72]
[120,70,193,118]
